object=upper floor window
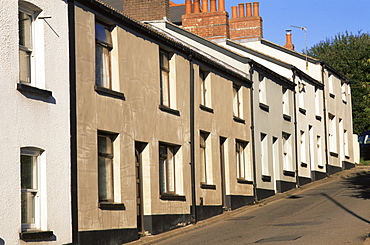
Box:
[315,87,322,118]
[328,73,334,97]
[258,74,267,105]
[19,10,33,84]
[95,22,113,89]
[298,80,306,110]
[282,87,290,117]
[341,82,347,103]
[200,68,211,109]
[233,84,243,119]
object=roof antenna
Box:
[290,25,308,70]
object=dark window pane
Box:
[95,23,112,45]
[19,11,32,48]
[98,156,113,201]
[21,155,35,189]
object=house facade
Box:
[0,0,72,244]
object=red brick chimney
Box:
[122,0,169,21]
[182,0,229,41]
[284,30,295,50]
[229,2,263,42]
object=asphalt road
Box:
[154,166,370,245]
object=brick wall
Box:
[229,16,263,41]
[182,11,229,40]
[123,0,169,21]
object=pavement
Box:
[127,164,370,245]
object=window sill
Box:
[159,105,180,116]
[160,193,186,201]
[262,175,271,182]
[237,178,253,184]
[283,170,295,177]
[17,83,52,98]
[299,107,306,115]
[99,202,126,210]
[301,162,308,168]
[329,93,335,99]
[233,116,245,124]
[259,103,269,112]
[20,230,54,241]
[200,182,216,189]
[315,115,322,121]
[330,151,339,157]
[199,104,214,113]
[95,86,125,100]
[283,114,291,122]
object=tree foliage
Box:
[307,32,370,135]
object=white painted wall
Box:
[0,0,71,244]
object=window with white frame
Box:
[200,131,212,184]
[19,9,33,84]
[328,114,337,153]
[159,50,177,109]
[236,140,252,181]
[341,81,347,103]
[298,79,306,110]
[98,132,118,203]
[260,133,269,176]
[300,130,306,164]
[344,129,349,157]
[95,22,113,89]
[328,73,334,96]
[258,74,267,105]
[315,87,321,117]
[200,68,211,108]
[317,135,323,167]
[21,147,43,231]
[282,87,290,116]
[233,84,242,119]
[159,143,181,195]
[282,132,293,171]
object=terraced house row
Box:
[0,0,356,244]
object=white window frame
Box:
[95,21,113,89]
[329,114,337,153]
[282,87,290,116]
[298,78,306,110]
[282,132,293,171]
[98,131,120,203]
[159,143,181,195]
[21,147,43,231]
[300,130,306,164]
[233,84,243,119]
[200,131,212,184]
[341,81,347,103]
[236,140,252,181]
[328,73,334,96]
[344,129,349,157]
[317,135,323,167]
[259,74,267,105]
[260,133,269,176]
[315,87,321,117]
[200,68,211,108]
[159,50,176,109]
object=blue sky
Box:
[171,0,370,53]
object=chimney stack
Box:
[122,0,169,21]
[229,2,263,42]
[284,30,295,50]
[182,0,229,41]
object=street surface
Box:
[155,165,370,245]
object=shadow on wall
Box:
[342,170,370,199]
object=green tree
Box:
[307,32,370,135]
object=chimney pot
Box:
[210,0,217,11]
[246,3,252,17]
[238,3,245,18]
[231,6,238,18]
[194,0,201,13]
[219,0,225,11]
[284,30,295,50]
[202,0,208,12]
[185,0,192,14]
[253,2,259,16]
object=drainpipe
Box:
[321,65,330,177]
[249,62,258,203]
[292,70,300,187]
[189,55,197,224]
[68,0,78,244]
